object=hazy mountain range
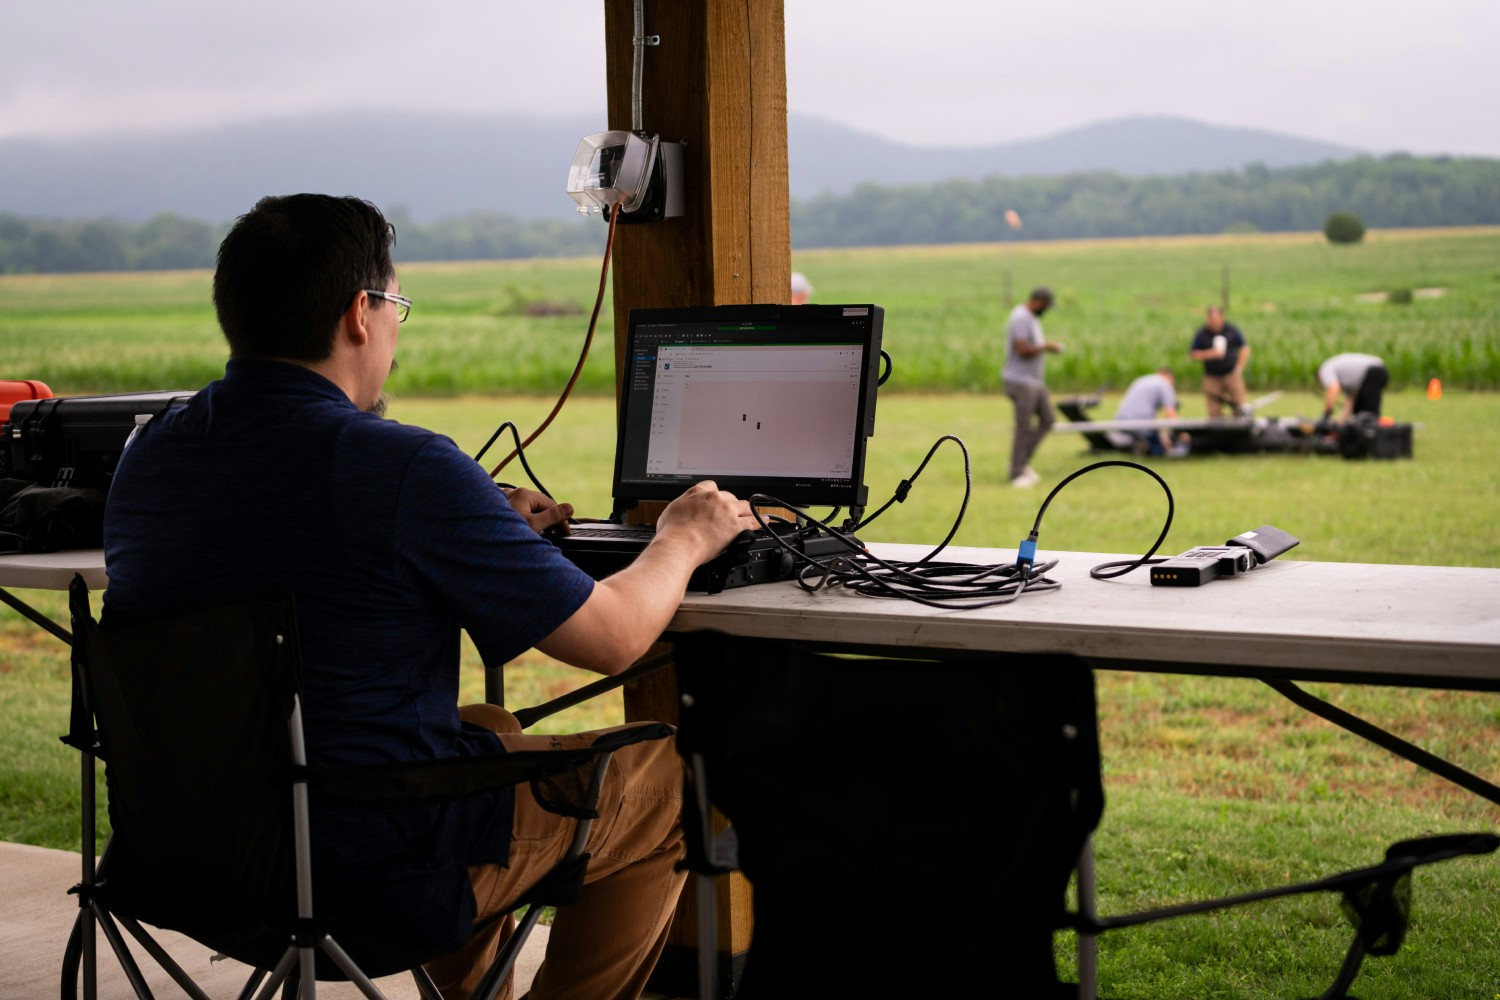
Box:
[1,113,1363,224]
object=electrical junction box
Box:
[566,130,684,223]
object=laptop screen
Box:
[613,304,883,510]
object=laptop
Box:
[554,303,884,590]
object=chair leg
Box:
[233,968,270,1000]
[90,904,156,999]
[115,913,214,1000]
[408,964,444,1000]
[317,935,392,1000]
[77,751,99,1000]
[299,944,318,1000]
[470,903,545,1000]
[60,911,86,1000]
[250,948,297,1000]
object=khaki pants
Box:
[1202,371,1246,417]
[423,705,686,1000]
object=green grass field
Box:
[1,231,1497,997]
[3,227,1499,395]
[3,391,1496,997]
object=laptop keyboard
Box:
[569,523,656,539]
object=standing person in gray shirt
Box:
[1002,286,1064,487]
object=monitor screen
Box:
[613,304,883,510]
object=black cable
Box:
[741,454,1174,610]
[755,495,1054,610]
[1015,460,1175,580]
[742,438,1025,608]
[850,434,970,563]
[472,421,555,500]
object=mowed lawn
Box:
[4,390,1495,998]
[1,229,1497,997]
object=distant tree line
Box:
[791,155,1500,247]
[0,213,221,274]
[3,155,1498,274]
[0,209,601,275]
[382,207,600,264]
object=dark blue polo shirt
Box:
[103,358,595,951]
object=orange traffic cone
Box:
[1427,378,1442,400]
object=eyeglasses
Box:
[365,290,412,323]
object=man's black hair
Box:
[213,194,396,362]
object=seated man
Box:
[1108,367,1189,456]
[1317,352,1389,421]
[102,194,756,1000]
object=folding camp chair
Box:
[673,632,1498,1000]
[59,576,672,1000]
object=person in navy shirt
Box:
[1188,306,1251,417]
[104,194,755,1000]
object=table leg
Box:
[1077,835,1098,1000]
[626,645,752,999]
[0,586,72,644]
[484,662,505,707]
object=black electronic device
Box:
[1,391,195,491]
[1150,525,1299,587]
[556,520,858,595]
[552,303,884,590]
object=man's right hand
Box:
[654,480,757,566]
[538,480,755,676]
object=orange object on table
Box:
[0,380,53,423]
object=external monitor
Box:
[612,304,884,511]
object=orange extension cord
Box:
[488,201,622,478]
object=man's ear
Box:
[339,290,372,347]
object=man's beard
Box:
[368,358,397,417]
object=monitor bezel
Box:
[611,303,884,511]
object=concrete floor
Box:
[0,841,557,1000]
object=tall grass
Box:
[3,228,1498,395]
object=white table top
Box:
[0,549,109,590]
[6,545,1496,688]
[671,543,1500,688]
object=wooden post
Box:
[603,1,788,992]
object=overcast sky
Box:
[3,0,1497,157]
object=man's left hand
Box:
[503,487,574,536]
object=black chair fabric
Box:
[674,632,1103,997]
[74,587,306,968]
[65,577,673,990]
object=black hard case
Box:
[1,391,194,490]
